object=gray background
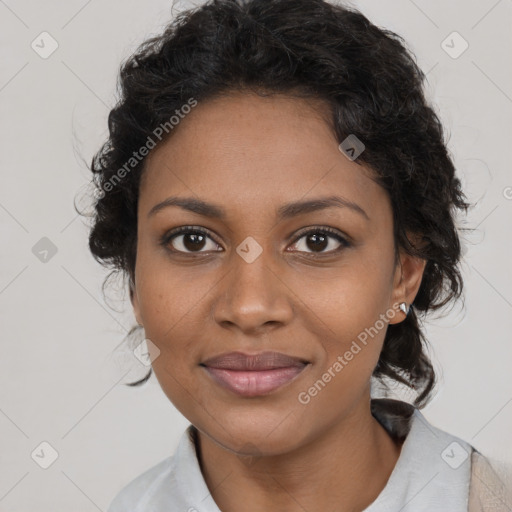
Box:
[1,0,511,510]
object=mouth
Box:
[200,351,310,397]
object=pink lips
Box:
[201,351,309,397]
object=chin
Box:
[197,406,308,455]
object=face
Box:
[131,91,425,456]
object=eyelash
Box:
[159,225,351,256]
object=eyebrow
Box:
[147,195,369,221]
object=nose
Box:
[212,245,294,336]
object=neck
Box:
[195,397,403,512]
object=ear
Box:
[388,236,427,325]
[129,277,143,326]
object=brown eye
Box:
[162,228,221,253]
[289,228,350,254]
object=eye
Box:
[160,226,351,256]
[288,227,350,254]
[160,226,222,254]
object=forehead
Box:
[140,92,387,224]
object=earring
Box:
[399,301,409,315]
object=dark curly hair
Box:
[86,0,469,407]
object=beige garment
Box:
[469,449,512,512]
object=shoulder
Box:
[367,398,474,510]
[106,425,201,512]
[106,456,174,512]
[468,449,512,511]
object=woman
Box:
[87,0,512,509]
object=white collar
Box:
[108,399,472,511]
[364,404,472,511]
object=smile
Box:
[200,351,310,397]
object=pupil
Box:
[180,232,330,252]
[307,233,327,252]
[184,233,205,251]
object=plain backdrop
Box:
[1,0,511,510]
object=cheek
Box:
[133,247,216,402]
[296,287,388,416]
[152,353,200,407]
[135,246,212,342]
[296,255,394,344]
[293,253,394,394]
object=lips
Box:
[201,351,309,397]
[202,351,308,370]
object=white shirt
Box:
[107,399,473,511]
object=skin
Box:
[130,91,427,512]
